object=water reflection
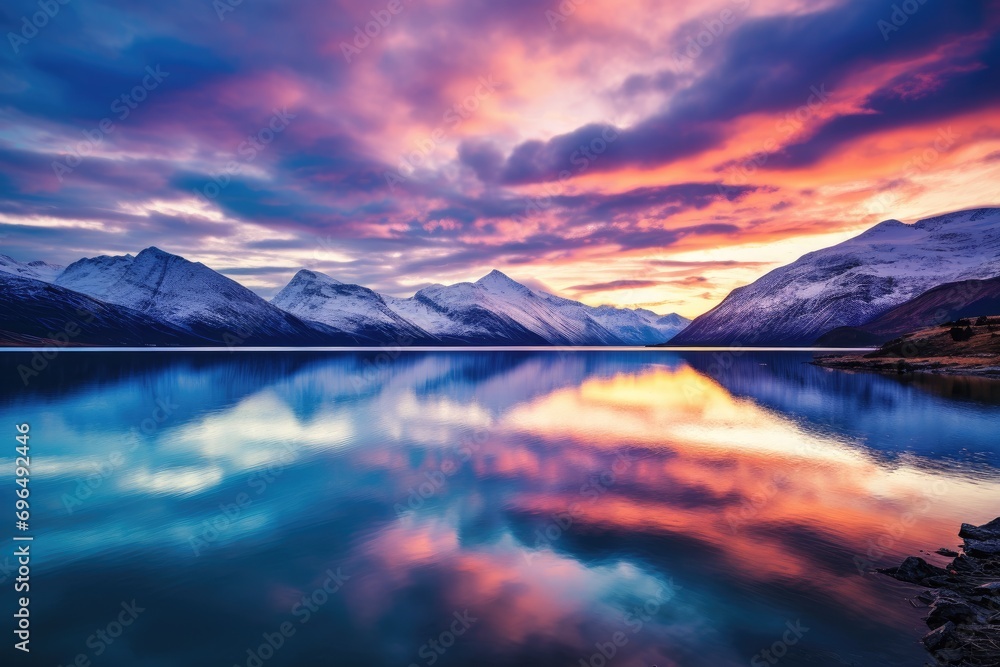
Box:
[1,351,998,667]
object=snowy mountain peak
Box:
[291,269,343,286]
[864,219,905,233]
[57,246,334,344]
[273,269,431,342]
[0,254,64,282]
[476,269,530,292]
[134,246,175,263]
[671,206,1000,346]
[913,206,1000,231]
[25,248,691,346]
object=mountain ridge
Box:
[668,207,1000,346]
[55,247,362,345]
[2,249,689,346]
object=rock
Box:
[880,521,1000,667]
[963,538,1000,558]
[884,557,950,585]
[927,601,979,628]
[949,555,977,573]
[922,621,957,651]
[958,517,1000,541]
[936,548,960,558]
[931,647,965,664]
[959,518,1000,557]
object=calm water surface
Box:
[2,350,999,667]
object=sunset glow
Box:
[2,0,999,316]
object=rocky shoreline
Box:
[812,354,1000,378]
[879,517,1000,666]
[813,316,1000,379]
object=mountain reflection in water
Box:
[1,350,997,667]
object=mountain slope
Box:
[816,275,1000,346]
[383,278,552,345]
[0,253,64,282]
[536,293,690,345]
[272,270,437,343]
[3,248,688,347]
[381,270,689,345]
[669,208,1000,346]
[56,247,358,345]
[0,271,194,346]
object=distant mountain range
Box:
[0,248,690,347]
[668,207,1000,346]
[4,206,999,348]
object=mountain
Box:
[272,269,437,343]
[669,208,1000,346]
[816,275,1000,346]
[0,271,194,346]
[0,253,64,282]
[2,247,688,347]
[383,274,552,345]
[380,269,689,345]
[55,247,356,345]
[536,294,690,345]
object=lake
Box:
[2,350,998,667]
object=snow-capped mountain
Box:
[0,253,64,282]
[381,277,552,345]
[0,271,194,347]
[381,269,689,345]
[51,253,134,295]
[2,247,688,347]
[56,247,355,345]
[272,270,436,343]
[669,208,1000,346]
[535,292,690,345]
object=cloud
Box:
[0,0,996,317]
[568,279,667,293]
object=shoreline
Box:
[813,316,1000,380]
[812,353,1000,379]
[879,518,1000,666]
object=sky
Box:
[1,0,999,318]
